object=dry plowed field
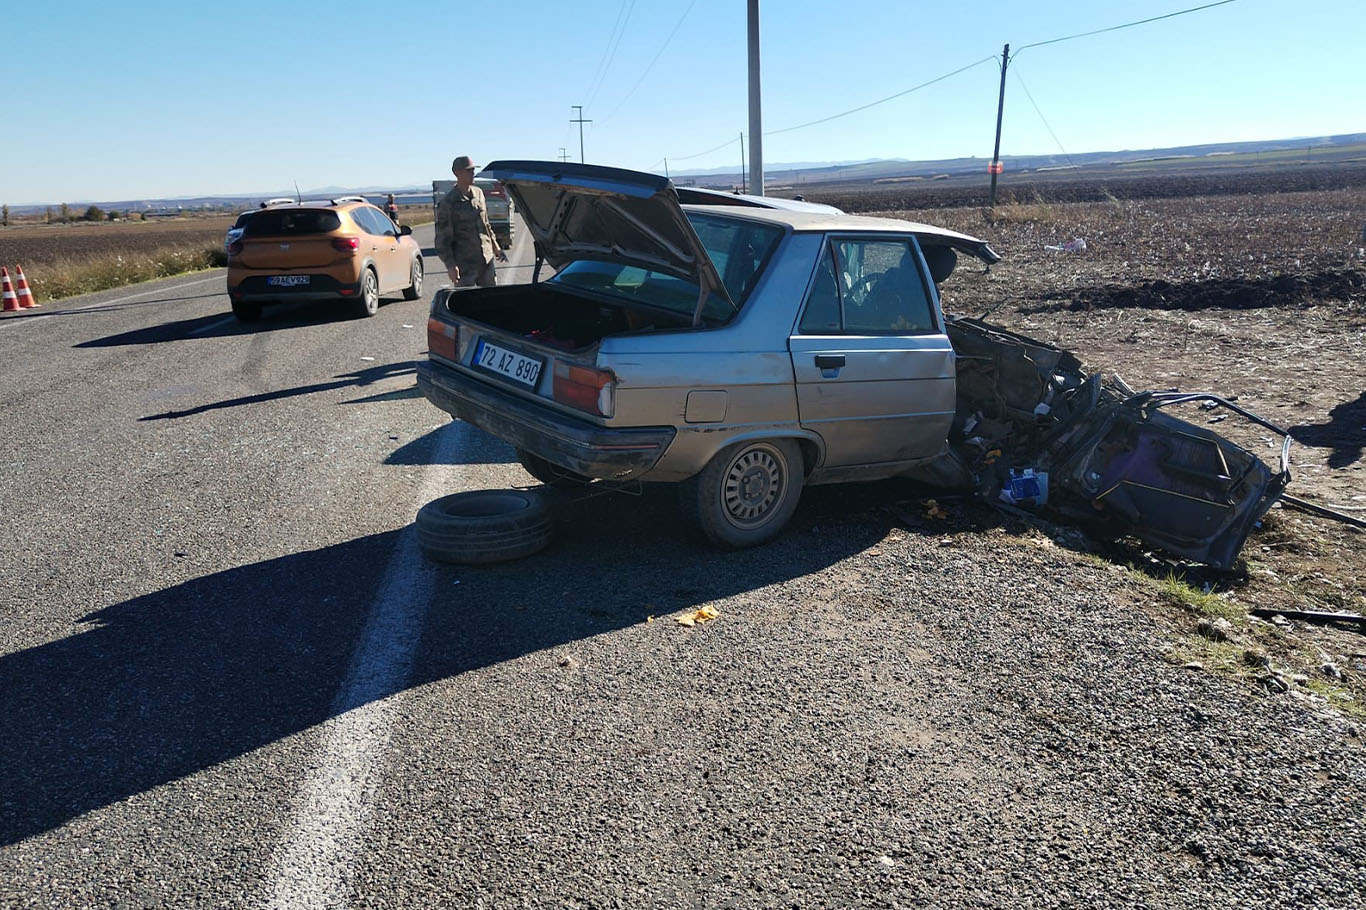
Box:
[872,182,1365,710]
[0,216,234,273]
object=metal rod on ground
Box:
[1249,607,1366,629]
[989,43,1009,208]
[1280,493,1366,530]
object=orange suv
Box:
[226,196,424,321]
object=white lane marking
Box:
[263,421,466,910]
[186,314,237,337]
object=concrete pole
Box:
[747,0,764,196]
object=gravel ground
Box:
[349,484,1365,909]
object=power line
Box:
[1011,64,1074,168]
[584,0,638,110]
[670,134,742,163]
[581,0,630,104]
[658,0,1242,173]
[599,0,699,124]
[765,55,998,137]
[662,53,996,165]
[1014,0,1240,55]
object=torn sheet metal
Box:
[942,317,1292,570]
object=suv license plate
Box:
[267,275,310,287]
[474,340,543,388]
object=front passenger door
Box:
[787,236,956,469]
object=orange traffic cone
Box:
[14,265,38,308]
[1,267,18,312]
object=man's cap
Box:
[451,155,477,173]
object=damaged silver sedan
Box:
[417,161,1289,568]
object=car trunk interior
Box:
[440,284,692,352]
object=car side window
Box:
[354,207,393,236]
[798,243,842,334]
[836,239,937,334]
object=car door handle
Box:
[814,354,846,369]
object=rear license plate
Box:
[267,275,310,287]
[473,339,543,388]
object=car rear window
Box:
[549,213,783,324]
[243,209,341,236]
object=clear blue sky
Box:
[3,0,1361,205]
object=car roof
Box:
[682,204,1001,263]
[681,203,997,251]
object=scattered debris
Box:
[676,604,719,627]
[1045,238,1087,252]
[1197,617,1234,643]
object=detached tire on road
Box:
[415,489,555,564]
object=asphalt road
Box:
[2,222,1363,908]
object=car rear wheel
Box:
[355,268,379,317]
[517,449,593,487]
[679,439,804,548]
[231,299,262,322]
[402,256,424,300]
[415,489,555,564]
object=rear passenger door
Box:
[355,206,402,292]
[787,235,956,469]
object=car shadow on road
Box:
[139,361,420,421]
[0,485,887,847]
[385,423,516,466]
[76,298,423,347]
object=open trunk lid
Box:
[479,160,733,322]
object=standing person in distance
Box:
[385,192,400,224]
[434,155,507,288]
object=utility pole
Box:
[988,43,1009,208]
[571,106,591,163]
[747,0,764,196]
[740,133,746,194]
[557,147,570,162]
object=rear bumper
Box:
[228,274,359,302]
[416,360,676,480]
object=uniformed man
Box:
[434,155,507,287]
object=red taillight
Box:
[227,240,243,255]
[332,236,360,252]
[553,362,615,416]
[428,318,458,361]
[487,181,506,198]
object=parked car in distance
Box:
[417,161,1286,565]
[431,177,514,249]
[225,197,423,321]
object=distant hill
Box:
[9,132,1365,213]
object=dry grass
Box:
[0,205,434,302]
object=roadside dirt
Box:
[879,185,1366,716]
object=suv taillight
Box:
[553,363,615,417]
[332,236,360,252]
[227,240,243,255]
